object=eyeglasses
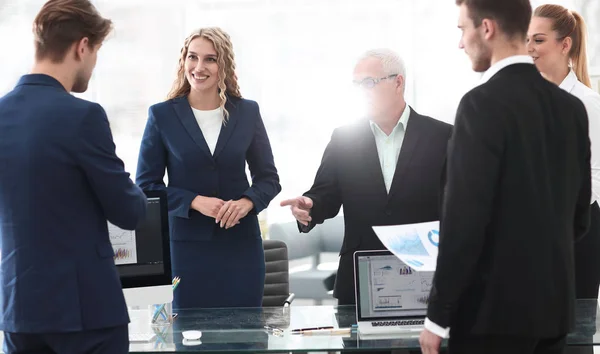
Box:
[353,74,399,89]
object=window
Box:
[2,0,597,225]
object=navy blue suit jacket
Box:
[136,96,280,241]
[0,74,147,333]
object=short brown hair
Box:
[33,0,113,63]
[456,0,531,40]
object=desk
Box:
[125,300,600,353]
[0,302,594,353]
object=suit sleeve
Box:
[427,92,504,328]
[575,99,592,242]
[136,107,198,219]
[242,102,282,214]
[76,103,147,230]
[437,126,454,216]
[300,129,343,233]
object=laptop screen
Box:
[355,251,433,321]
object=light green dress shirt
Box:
[369,105,411,193]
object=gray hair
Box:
[358,48,407,89]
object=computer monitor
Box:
[108,190,172,307]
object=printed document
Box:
[372,220,439,271]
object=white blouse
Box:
[191,107,223,155]
[560,70,600,204]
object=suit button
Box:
[211,190,218,197]
[208,165,216,171]
[385,210,392,216]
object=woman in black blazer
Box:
[136,27,281,309]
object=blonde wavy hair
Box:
[167,27,241,121]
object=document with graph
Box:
[369,256,434,312]
[372,221,439,271]
[108,222,138,265]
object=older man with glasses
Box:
[281,48,453,306]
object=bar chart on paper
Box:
[108,222,137,265]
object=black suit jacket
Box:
[428,64,591,337]
[300,107,452,304]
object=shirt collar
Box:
[16,74,67,91]
[370,105,411,137]
[559,69,578,93]
[480,55,534,84]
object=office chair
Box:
[262,239,295,307]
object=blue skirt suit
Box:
[136,95,281,309]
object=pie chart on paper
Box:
[428,230,439,247]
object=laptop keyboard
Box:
[371,319,425,327]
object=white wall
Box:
[0,0,598,223]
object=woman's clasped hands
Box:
[191,195,254,229]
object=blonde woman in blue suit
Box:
[136,27,281,309]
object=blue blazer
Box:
[0,74,147,333]
[136,96,281,241]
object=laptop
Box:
[353,250,433,335]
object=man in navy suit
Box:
[0,1,147,353]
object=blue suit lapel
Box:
[172,97,212,158]
[213,97,239,158]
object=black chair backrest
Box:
[262,239,290,307]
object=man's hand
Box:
[215,198,254,229]
[191,196,225,218]
[280,196,313,226]
[419,328,442,354]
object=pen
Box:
[299,328,352,336]
[152,277,181,322]
[291,326,334,333]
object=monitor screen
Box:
[356,253,432,320]
[108,191,171,288]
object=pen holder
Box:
[149,302,173,327]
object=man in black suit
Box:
[419,1,591,353]
[280,48,452,306]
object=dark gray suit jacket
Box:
[300,107,452,305]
